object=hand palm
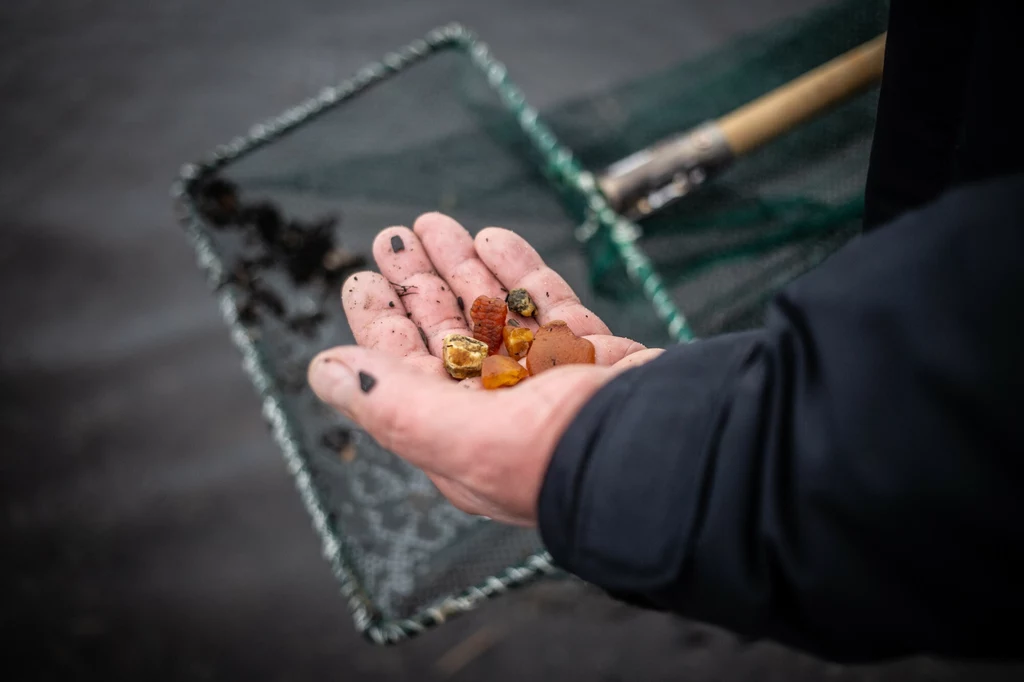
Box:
[309,213,661,525]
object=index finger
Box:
[474,227,611,336]
[340,271,447,379]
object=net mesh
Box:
[174,0,888,641]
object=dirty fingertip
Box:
[307,350,358,404]
[413,212,464,236]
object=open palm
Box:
[309,213,661,525]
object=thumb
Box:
[308,345,619,483]
[309,345,622,525]
[308,346,486,477]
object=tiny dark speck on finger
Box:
[358,371,377,393]
[456,296,464,310]
[391,235,405,253]
[354,276,358,281]
[388,301,395,307]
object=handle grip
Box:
[716,33,886,155]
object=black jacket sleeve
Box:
[538,175,1024,662]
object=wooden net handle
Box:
[716,33,887,156]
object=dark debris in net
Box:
[195,174,366,333]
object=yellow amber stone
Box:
[442,334,488,379]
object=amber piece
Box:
[482,355,529,389]
[526,320,596,376]
[470,295,507,355]
[442,334,488,379]
[505,288,537,317]
[502,325,534,359]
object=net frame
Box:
[171,6,881,642]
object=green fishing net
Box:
[173,0,888,643]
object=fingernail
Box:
[309,356,358,404]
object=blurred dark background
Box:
[2,1,1023,680]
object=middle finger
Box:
[413,212,539,331]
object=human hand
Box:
[308,213,662,526]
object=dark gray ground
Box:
[3,1,1023,680]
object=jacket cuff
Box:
[537,331,759,592]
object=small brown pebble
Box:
[391,235,405,252]
[526,320,595,376]
[320,427,350,452]
[340,442,357,462]
[442,334,488,379]
[322,247,364,273]
[482,355,529,389]
[503,325,534,359]
[506,288,537,317]
[507,318,520,327]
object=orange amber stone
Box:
[482,355,529,389]
[526,321,596,376]
[502,325,534,359]
[470,295,507,355]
